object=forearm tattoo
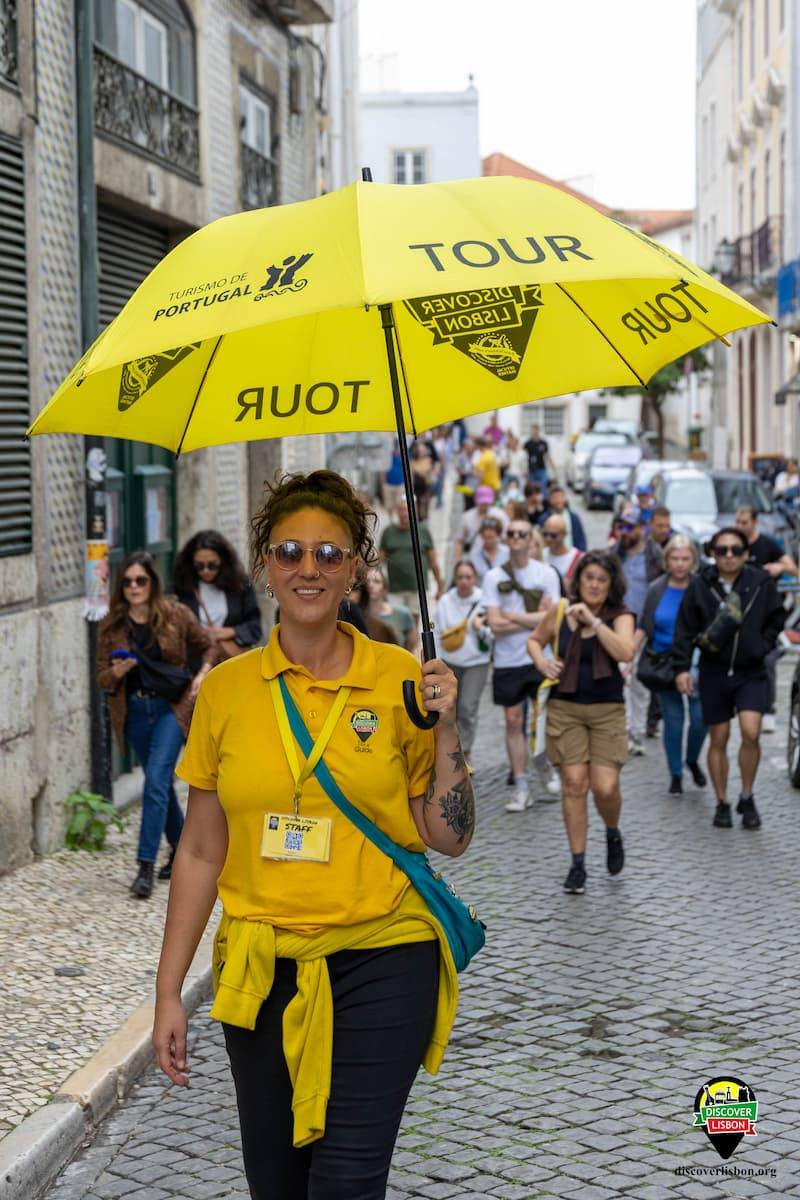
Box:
[424,746,476,843]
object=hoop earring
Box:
[266,585,274,598]
[344,585,353,595]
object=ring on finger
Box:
[431,683,441,699]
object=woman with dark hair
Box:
[529,551,635,894]
[673,525,784,830]
[152,469,475,1200]
[97,552,215,897]
[173,529,262,663]
[433,559,492,759]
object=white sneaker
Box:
[545,768,561,796]
[628,735,646,756]
[505,788,530,813]
[762,713,776,733]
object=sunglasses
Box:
[616,522,635,533]
[712,545,746,558]
[542,530,560,539]
[507,529,530,540]
[194,559,221,573]
[123,574,150,588]
[268,541,352,572]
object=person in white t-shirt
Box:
[453,486,509,558]
[542,514,582,588]
[483,515,562,811]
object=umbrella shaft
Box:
[379,303,435,662]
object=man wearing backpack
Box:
[673,526,784,831]
[483,515,562,812]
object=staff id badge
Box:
[261,812,332,863]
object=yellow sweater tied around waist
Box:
[210,886,458,1147]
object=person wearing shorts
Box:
[483,515,561,812]
[673,527,784,832]
[529,552,635,894]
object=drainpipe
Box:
[75,0,111,798]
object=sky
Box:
[358,0,697,211]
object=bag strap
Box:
[539,598,568,695]
[195,590,214,627]
[274,674,411,867]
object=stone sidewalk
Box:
[38,659,800,1200]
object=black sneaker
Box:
[157,846,176,881]
[669,775,683,795]
[713,803,732,828]
[606,832,625,875]
[645,721,659,738]
[130,861,154,899]
[506,768,515,787]
[688,761,707,787]
[736,796,761,830]
[563,864,586,894]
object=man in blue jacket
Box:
[537,483,587,551]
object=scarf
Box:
[558,604,628,695]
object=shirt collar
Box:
[260,621,377,691]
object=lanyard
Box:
[269,676,351,816]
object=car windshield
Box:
[592,447,641,466]
[575,433,627,455]
[664,476,717,516]
[636,460,680,486]
[594,419,637,437]
[713,476,773,514]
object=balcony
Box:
[251,0,333,23]
[0,0,18,84]
[240,143,277,211]
[717,217,784,294]
[93,46,200,181]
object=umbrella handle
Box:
[403,679,439,730]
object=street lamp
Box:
[713,237,737,280]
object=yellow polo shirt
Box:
[476,447,501,492]
[176,622,436,930]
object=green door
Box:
[98,204,181,775]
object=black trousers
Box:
[223,941,440,1200]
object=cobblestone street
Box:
[41,655,800,1200]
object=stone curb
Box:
[0,963,212,1200]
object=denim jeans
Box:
[660,688,707,778]
[124,694,185,863]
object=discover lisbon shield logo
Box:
[404,284,543,381]
[693,1076,758,1160]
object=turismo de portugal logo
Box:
[693,1077,758,1159]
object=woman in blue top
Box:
[636,535,707,795]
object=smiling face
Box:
[264,506,356,630]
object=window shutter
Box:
[97,205,171,325]
[0,132,31,559]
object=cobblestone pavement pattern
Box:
[41,650,800,1199]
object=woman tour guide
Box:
[97,552,215,897]
[529,551,635,895]
[152,470,475,1200]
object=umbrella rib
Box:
[175,335,223,457]
[555,283,647,388]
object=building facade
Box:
[0,0,358,874]
[696,0,794,466]
[359,85,480,184]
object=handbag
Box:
[277,675,486,973]
[196,592,244,661]
[530,598,567,757]
[439,602,478,653]
[134,646,193,702]
[637,645,675,692]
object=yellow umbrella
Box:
[29,173,770,724]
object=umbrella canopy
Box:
[29,176,768,450]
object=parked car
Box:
[567,431,631,492]
[650,466,798,555]
[585,444,643,509]
[613,458,687,513]
[592,417,642,441]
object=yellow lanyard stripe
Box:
[269,677,351,811]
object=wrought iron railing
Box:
[0,0,18,83]
[93,46,200,179]
[724,216,784,288]
[240,142,278,210]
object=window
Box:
[0,133,30,558]
[764,0,770,53]
[541,406,565,437]
[392,150,427,185]
[94,0,195,102]
[764,148,771,215]
[749,0,756,79]
[240,84,274,158]
[737,16,744,99]
[702,221,708,265]
[780,0,786,30]
[710,213,717,262]
[780,131,786,220]
[701,113,709,187]
[750,164,757,231]
[738,180,745,236]
[710,102,717,179]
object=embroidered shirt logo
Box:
[350,709,379,743]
